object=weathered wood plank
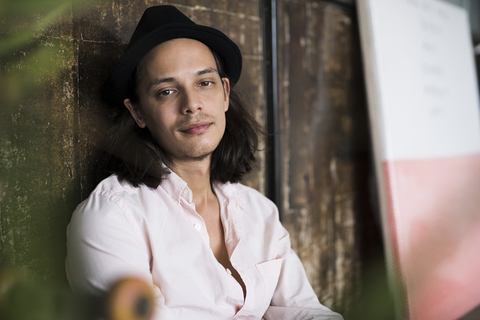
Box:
[277,0,372,313]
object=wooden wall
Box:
[276,0,373,313]
[0,0,382,316]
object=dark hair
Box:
[97,47,262,188]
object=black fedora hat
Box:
[102,5,242,106]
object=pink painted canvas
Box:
[383,154,480,320]
[358,0,480,317]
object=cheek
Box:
[141,104,170,128]
[142,112,171,140]
[218,113,227,133]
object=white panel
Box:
[363,0,480,160]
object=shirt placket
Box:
[222,198,258,318]
[179,186,210,246]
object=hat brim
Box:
[102,23,242,106]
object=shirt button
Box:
[226,268,232,275]
[194,224,201,231]
[182,189,188,197]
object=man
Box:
[66,5,343,320]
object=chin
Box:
[176,145,217,161]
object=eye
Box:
[199,81,213,87]
[158,89,175,97]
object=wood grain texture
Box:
[276,0,371,313]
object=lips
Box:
[179,121,212,135]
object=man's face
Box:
[124,38,230,164]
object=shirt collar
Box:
[158,163,245,209]
[158,164,192,203]
[213,182,245,214]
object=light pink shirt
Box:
[66,170,343,320]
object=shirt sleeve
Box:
[263,221,344,320]
[65,191,166,316]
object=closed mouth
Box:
[179,122,212,134]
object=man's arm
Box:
[65,191,167,318]
[263,222,344,320]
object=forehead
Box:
[138,38,217,73]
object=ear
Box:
[124,99,146,128]
[221,78,230,112]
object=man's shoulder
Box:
[232,182,267,197]
[92,174,136,195]
[83,174,156,208]
[221,182,276,208]
[92,174,161,197]
[75,175,162,218]
[220,183,281,228]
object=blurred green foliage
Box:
[0,0,104,105]
[0,0,110,284]
[0,0,69,56]
[343,256,397,320]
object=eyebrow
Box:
[147,68,218,91]
[197,68,218,76]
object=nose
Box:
[181,88,202,115]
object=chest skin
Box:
[196,195,247,298]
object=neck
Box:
[168,157,214,207]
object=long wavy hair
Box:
[97,47,262,188]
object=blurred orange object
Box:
[104,277,154,320]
